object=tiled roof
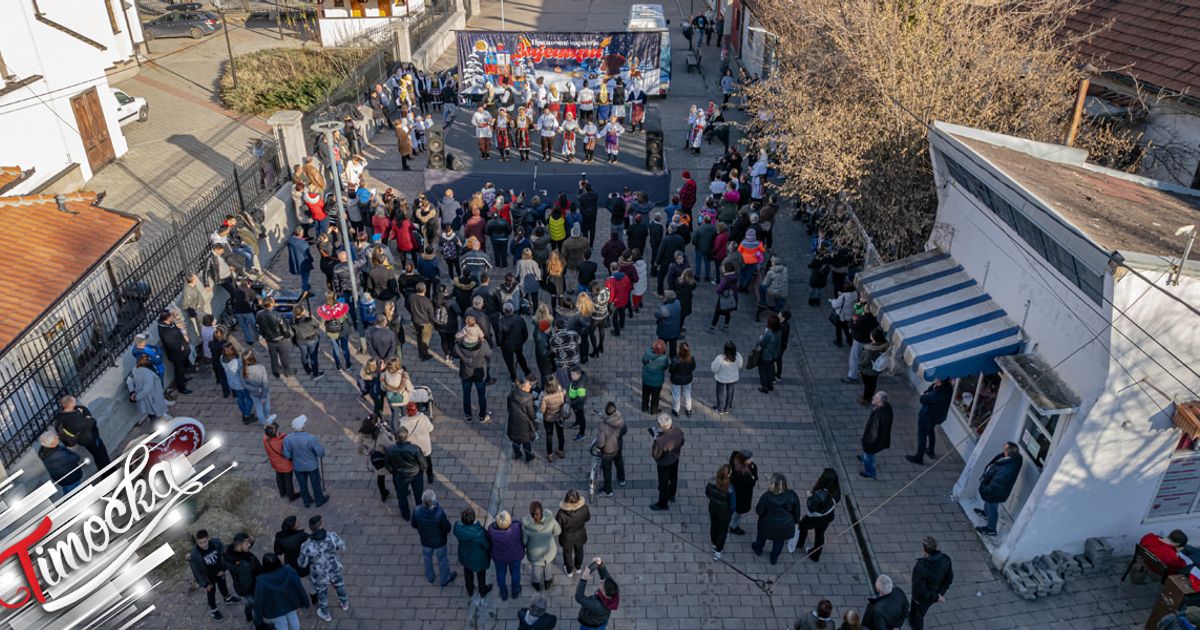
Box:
[1065,0,1200,97]
[0,166,29,194]
[0,191,140,353]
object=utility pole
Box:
[215,0,238,88]
[1064,77,1089,147]
[311,120,367,352]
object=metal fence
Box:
[0,142,282,468]
[409,0,457,51]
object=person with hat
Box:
[400,401,436,484]
[298,515,350,622]
[283,415,328,508]
[736,228,767,292]
[518,594,558,629]
[679,171,698,218]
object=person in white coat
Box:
[710,341,744,414]
[399,402,435,484]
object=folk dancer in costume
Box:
[495,109,513,162]
[411,111,427,153]
[472,106,495,160]
[498,80,516,118]
[603,116,624,164]
[563,81,578,121]
[482,83,497,117]
[596,82,612,123]
[515,106,534,162]
[690,109,706,155]
[537,108,559,161]
[581,118,599,163]
[685,105,698,149]
[548,83,562,122]
[611,78,627,125]
[578,82,595,126]
[628,83,647,132]
[560,112,580,163]
[535,77,548,117]
[520,80,535,113]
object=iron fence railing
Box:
[0,141,282,468]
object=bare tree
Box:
[744,0,1121,260]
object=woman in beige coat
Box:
[394,119,414,171]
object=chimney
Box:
[54,194,68,212]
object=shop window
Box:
[951,373,1002,435]
[1019,406,1067,469]
[1147,434,1200,520]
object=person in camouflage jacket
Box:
[298,515,350,621]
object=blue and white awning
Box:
[855,249,1024,381]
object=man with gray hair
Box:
[37,432,83,495]
[863,573,908,629]
[859,391,893,479]
[411,488,457,586]
[517,594,557,629]
[649,414,685,511]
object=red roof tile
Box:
[0,192,140,353]
[1066,0,1200,97]
[0,166,28,194]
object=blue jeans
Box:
[295,468,327,506]
[461,378,487,419]
[235,313,259,344]
[250,391,272,424]
[494,558,521,596]
[984,501,999,530]
[695,250,712,280]
[737,262,758,290]
[233,388,254,416]
[313,573,346,615]
[330,336,351,369]
[861,452,877,478]
[60,480,81,495]
[423,545,452,584]
[580,625,608,630]
[752,533,786,564]
[315,217,329,236]
[298,339,320,374]
[268,610,300,630]
[298,269,312,294]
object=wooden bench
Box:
[686,48,703,73]
[1121,543,1173,584]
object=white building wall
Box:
[1140,99,1200,188]
[0,0,133,192]
[1000,270,1200,561]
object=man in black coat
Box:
[38,432,83,494]
[577,184,599,245]
[407,282,436,360]
[860,391,893,479]
[655,225,686,296]
[906,379,953,465]
[223,533,261,623]
[255,298,295,378]
[273,516,312,583]
[626,214,649,256]
[507,379,538,463]
[498,303,532,382]
[386,426,427,521]
[53,395,111,469]
[975,442,1022,535]
[189,530,239,619]
[365,318,398,362]
[863,574,908,630]
[909,536,953,630]
[157,310,193,394]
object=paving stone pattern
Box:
[139,1,1158,628]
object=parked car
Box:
[142,10,222,40]
[111,89,149,126]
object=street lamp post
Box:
[311,119,367,352]
[214,0,238,87]
[500,0,506,29]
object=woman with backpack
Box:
[355,414,394,503]
[790,468,842,562]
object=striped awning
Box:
[855,249,1024,381]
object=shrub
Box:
[220,47,375,115]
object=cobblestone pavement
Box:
[139,1,1158,628]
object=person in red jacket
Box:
[604,262,632,337]
[371,206,392,243]
[678,171,697,219]
[263,423,300,501]
[304,186,328,235]
[392,210,417,265]
[1139,530,1191,573]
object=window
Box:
[114,90,131,105]
[105,0,121,34]
[1019,406,1067,469]
[1147,434,1200,520]
[951,372,1002,435]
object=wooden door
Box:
[70,87,116,172]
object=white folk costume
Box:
[560,116,579,162]
[611,81,627,121]
[563,81,578,121]
[548,84,562,122]
[537,111,559,161]
[582,121,599,162]
[472,108,494,159]
[578,85,595,125]
[603,119,624,162]
[495,110,513,160]
[690,110,706,152]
